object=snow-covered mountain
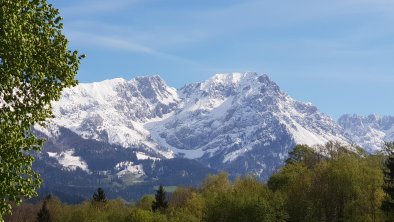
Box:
[147,73,349,177]
[338,114,394,153]
[37,76,180,159]
[37,72,351,179]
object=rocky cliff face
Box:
[36,72,350,180]
[338,114,394,153]
[147,73,348,178]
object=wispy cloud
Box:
[59,0,394,77]
[69,31,158,54]
[67,30,214,70]
[64,20,210,50]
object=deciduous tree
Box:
[0,0,83,218]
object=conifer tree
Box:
[152,185,168,212]
[93,187,107,203]
[36,196,52,222]
[382,142,394,218]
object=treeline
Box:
[5,142,394,222]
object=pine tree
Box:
[92,187,107,207]
[152,185,168,212]
[382,142,394,218]
[36,196,52,222]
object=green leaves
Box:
[269,143,386,222]
[0,0,82,219]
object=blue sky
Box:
[51,0,394,119]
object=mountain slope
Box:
[35,72,351,181]
[37,76,180,159]
[33,126,216,203]
[338,114,394,153]
[147,73,348,177]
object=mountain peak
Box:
[43,73,360,180]
[83,75,167,89]
[204,72,271,86]
[131,75,178,105]
[209,72,257,82]
[181,72,280,99]
[87,77,127,85]
[134,75,165,84]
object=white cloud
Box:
[64,20,210,50]
[69,31,158,54]
[67,30,213,70]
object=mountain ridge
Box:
[31,72,394,202]
[36,72,355,179]
[338,114,394,153]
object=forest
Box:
[5,142,394,222]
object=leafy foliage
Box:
[0,0,82,218]
[269,142,385,222]
[285,144,321,168]
[4,142,391,221]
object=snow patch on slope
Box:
[47,150,90,173]
[136,152,160,161]
[115,161,145,178]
